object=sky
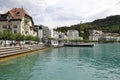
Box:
[0,0,120,29]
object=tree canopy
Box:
[0,30,40,42]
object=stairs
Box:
[0,47,31,57]
[0,44,45,58]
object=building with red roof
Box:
[0,8,36,36]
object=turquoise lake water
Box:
[0,43,120,80]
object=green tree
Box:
[2,30,12,46]
[14,33,22,41]
[33,36,40,42]
[2,30,12,40]
[0,32,3,40]
[25,35,32,41]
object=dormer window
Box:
[17,12,20,14]
[16,12,20,16]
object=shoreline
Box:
[0,44,48,59]
[0,42,119,59]
[0,47,48,62]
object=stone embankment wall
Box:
[0,44,45,58]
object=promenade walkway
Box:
[0,44,46,58]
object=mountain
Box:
[55,15,120,39]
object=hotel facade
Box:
[0,8,36,36]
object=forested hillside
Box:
[55,15,120,39]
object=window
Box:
[39,26,42,29]
[30,26,33,31]
[25,31,28,34]
[2,25,7,29]
[14,25,18,28]
[16,12,20,16]
[14,30,17,33]
[17,12,20,14]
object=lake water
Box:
[0,43,120,80]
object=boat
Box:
[64,43,95,47]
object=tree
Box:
[25,35,32,41]
[10,34,16,40]
[2,30,12,46]
[0,32,3,40]
[2,30,12,40]
[33,36,40,42]
[14,33,22,41]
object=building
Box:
[89,30,120,41]
[89,30,103,41]
[102,33,120,41]
[52,30,66,39]
[67,30,80,40]
[51,30,59,39]
[0,8,36,36]
[35,25,51,43]
[51,30,65,47]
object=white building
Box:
[103,36,120,41]
[89,30,120,41]
[52,30,59,39]
[89,30,103,41]
[0,8,36,36]
[35,25,51,43]
[52,30,66,39]
[67,30,80,40]
[51,30,64,46]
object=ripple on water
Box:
[0,44,120,80]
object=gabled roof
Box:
[0,8,36,30]
[8,8,31,19]
[0,8,32,21]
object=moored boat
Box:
[64,43,95,47]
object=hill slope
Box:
[55,15,120,39]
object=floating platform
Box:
[64,43,95,47]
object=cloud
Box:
[85,9,111,22]
[0,0,120,29]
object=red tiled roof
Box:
[0,8,33,21]
[8,8,31,19]
[0,8,34,26]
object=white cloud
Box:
[0,0,120,29]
